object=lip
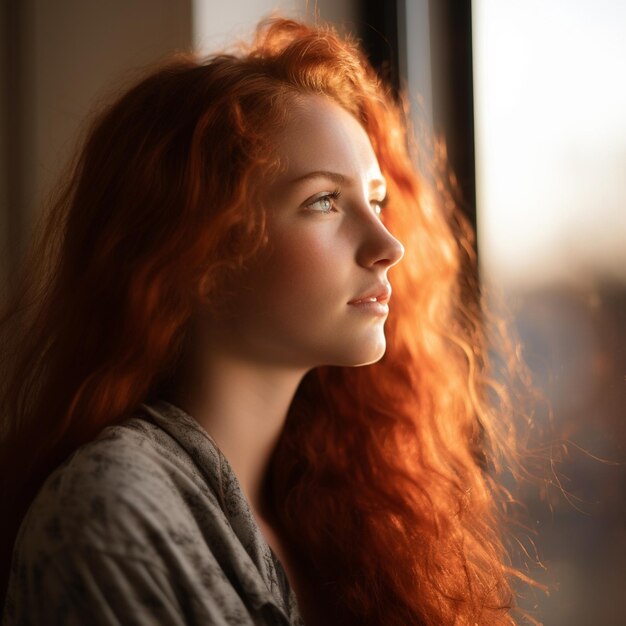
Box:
[348,300,389,316]
[347,283,392,305]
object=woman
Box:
[0,16,539,626]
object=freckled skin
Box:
[206,95,405,370]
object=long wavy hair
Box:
[0,16,541,625]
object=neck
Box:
[167,345,306,518]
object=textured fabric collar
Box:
[136,398,303,623]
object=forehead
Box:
[271,95,382,181]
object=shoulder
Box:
[14,417,222,564]
[4,418,273,625]
[4,415,299,626]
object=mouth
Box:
[348,294,390,305]
[347,287,391,316]
[348,284,392,306]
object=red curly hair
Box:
[0,17,540,625]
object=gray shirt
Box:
[2,399,305,625]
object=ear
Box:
[198,271,213,300]
[196,268,236,322]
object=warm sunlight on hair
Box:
[0,15,544,626]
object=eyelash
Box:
[306,190,341,214]
[305,189,387,217]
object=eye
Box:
[305,190,341,214]
[371,196,387,219]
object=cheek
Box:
[264,227,347,305]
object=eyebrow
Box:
[289,170,387,192]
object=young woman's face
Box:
[206,94,405,370]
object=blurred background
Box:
[1,1,624,623]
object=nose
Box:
[354,209,405,270]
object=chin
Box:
[354,349,386,367]
[332,340,387,367]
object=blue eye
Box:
[306,190,341,214]
[372,197,387,219]
[304,191,387,218]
